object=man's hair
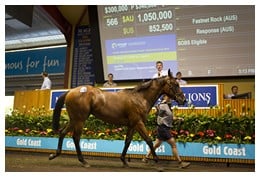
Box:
[42,72,48,77]
[231,85,238,90]
[156,61,163,65]
[176,71,182,76]
[108,73,114,77]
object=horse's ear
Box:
[168,69,173,78]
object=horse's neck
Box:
[140,81,163,110]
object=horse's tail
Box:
[53,91,69,131]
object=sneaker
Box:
[142,157,149,163]
[179,161,190,168]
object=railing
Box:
[175,98,255,118]
[13,84,255,118]
[223,98,255,117]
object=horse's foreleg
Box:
[135,121,159,163]
[120,128,135,167]
[49,125,70,160]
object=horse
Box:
[49,69,186,167]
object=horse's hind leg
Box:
[135,120,159,163]
[120,128,135,167]
[72,121,90,167]
[49,124,70,160]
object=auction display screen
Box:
[97,5,254,80]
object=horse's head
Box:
[162,69,186,105]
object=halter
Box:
[165,77,183,100]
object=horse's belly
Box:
[92,112,129,126]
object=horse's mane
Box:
[132,76,167,93]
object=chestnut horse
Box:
[49,69,186,167]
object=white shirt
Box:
[176,79,187,85]
[152,70,168,78]
[226,93,235,99]
[103,81,117,87]
[41,77,52,90]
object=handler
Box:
[142,94,190,168]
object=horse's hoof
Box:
[80,159,90,168]
[81,162,91,168]
[122,163,129,168]
[49,153,56,160]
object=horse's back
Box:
[65,85,127,108]
[65,85,100,110]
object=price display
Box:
[99,5,175,37]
